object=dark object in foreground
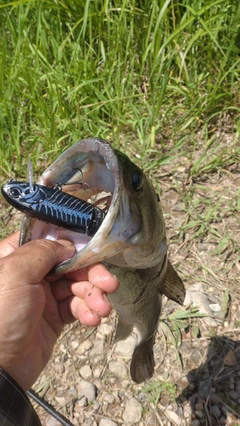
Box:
[1,180,105,237]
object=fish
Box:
[3,137,185,383]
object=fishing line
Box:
[27,388,75,426]
[28,158,34,193]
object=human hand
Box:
[0,233,118,391]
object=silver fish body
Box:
[20,137,185,383]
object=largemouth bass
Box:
[4,138,185,383]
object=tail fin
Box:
[130,336,155,384]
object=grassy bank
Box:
[0,0,240,177]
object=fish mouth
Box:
[20,138,140,273]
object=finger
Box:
[58,296,101,326]
[0,231,20,258]
[51,279,112,316]
[70,281,112,317]
[67,264,119,294]
[69,296,102,326]
[1,239,75,284]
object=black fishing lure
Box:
[1,179,105,236]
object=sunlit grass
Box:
[0,0,239,177]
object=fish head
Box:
[20,138,167,273]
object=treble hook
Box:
[53,168,89,191]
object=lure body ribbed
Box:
[1,180,105,236]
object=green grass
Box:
[0,0,240,177]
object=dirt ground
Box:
[0,132,240,426]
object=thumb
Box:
[1,239,75,284]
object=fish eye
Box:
[9,187,22,198]
[132,171,142,191]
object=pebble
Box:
[115,335,136,357]
[76,380,98,403]
[45,415,62,426]
[75,397,87,408]
[195,410,203,418]
[210,405,221,418]
[122,397,142,423]
[89,340,105,358]
[108,361,128,378]
[55,396,67,406]
[97,323,113,337]
[199,379,211,398]
[99,419,118,426]
[165,409,181,425]
[236,380,240,393]
[76,339,93,355]
[54,363,65,374]
[103,393,115,404]
[80,365,92,380]
[195,403,203,410]
[70,340,79,349]
[228,390,239,400]
[183,404,192,418]
[93,367,102,378]
[191,420,200,426]
[210,394,220,404]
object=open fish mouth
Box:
[20,138,141,273]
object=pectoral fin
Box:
[114,317,133,343]
[160,260,185,305]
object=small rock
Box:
[184,283,218,327]
[75,397,88,408]
[55,396,67,406]
[236,380,240,393]
[195,403,203,410]
[210,405,221,418]
[68,386,77,395]
[54,363,65,374]
[45,415,62,426]
[99,419,118,426]
[199,379,211,398]
[210,394,220,404]
[195,410,203,418]
[191,420,200,426]
[165,409,181,425]
[89,340,105,358]
[115,335,136,357]
[76,380,97,403]
[228,390,239,400]
[92,401,100,411]
[97,323,112,337]
[122,397,142,424]
[219,415,227,424]
[80,364,92,380]
[93,367,102,378]
[108,361,128,378]
[224,349,238,366]
[71,340,79,349]
[103,393,115,404]
[183,404,192,418]
[76,339,93,355]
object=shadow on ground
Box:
[178,336,240,425]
